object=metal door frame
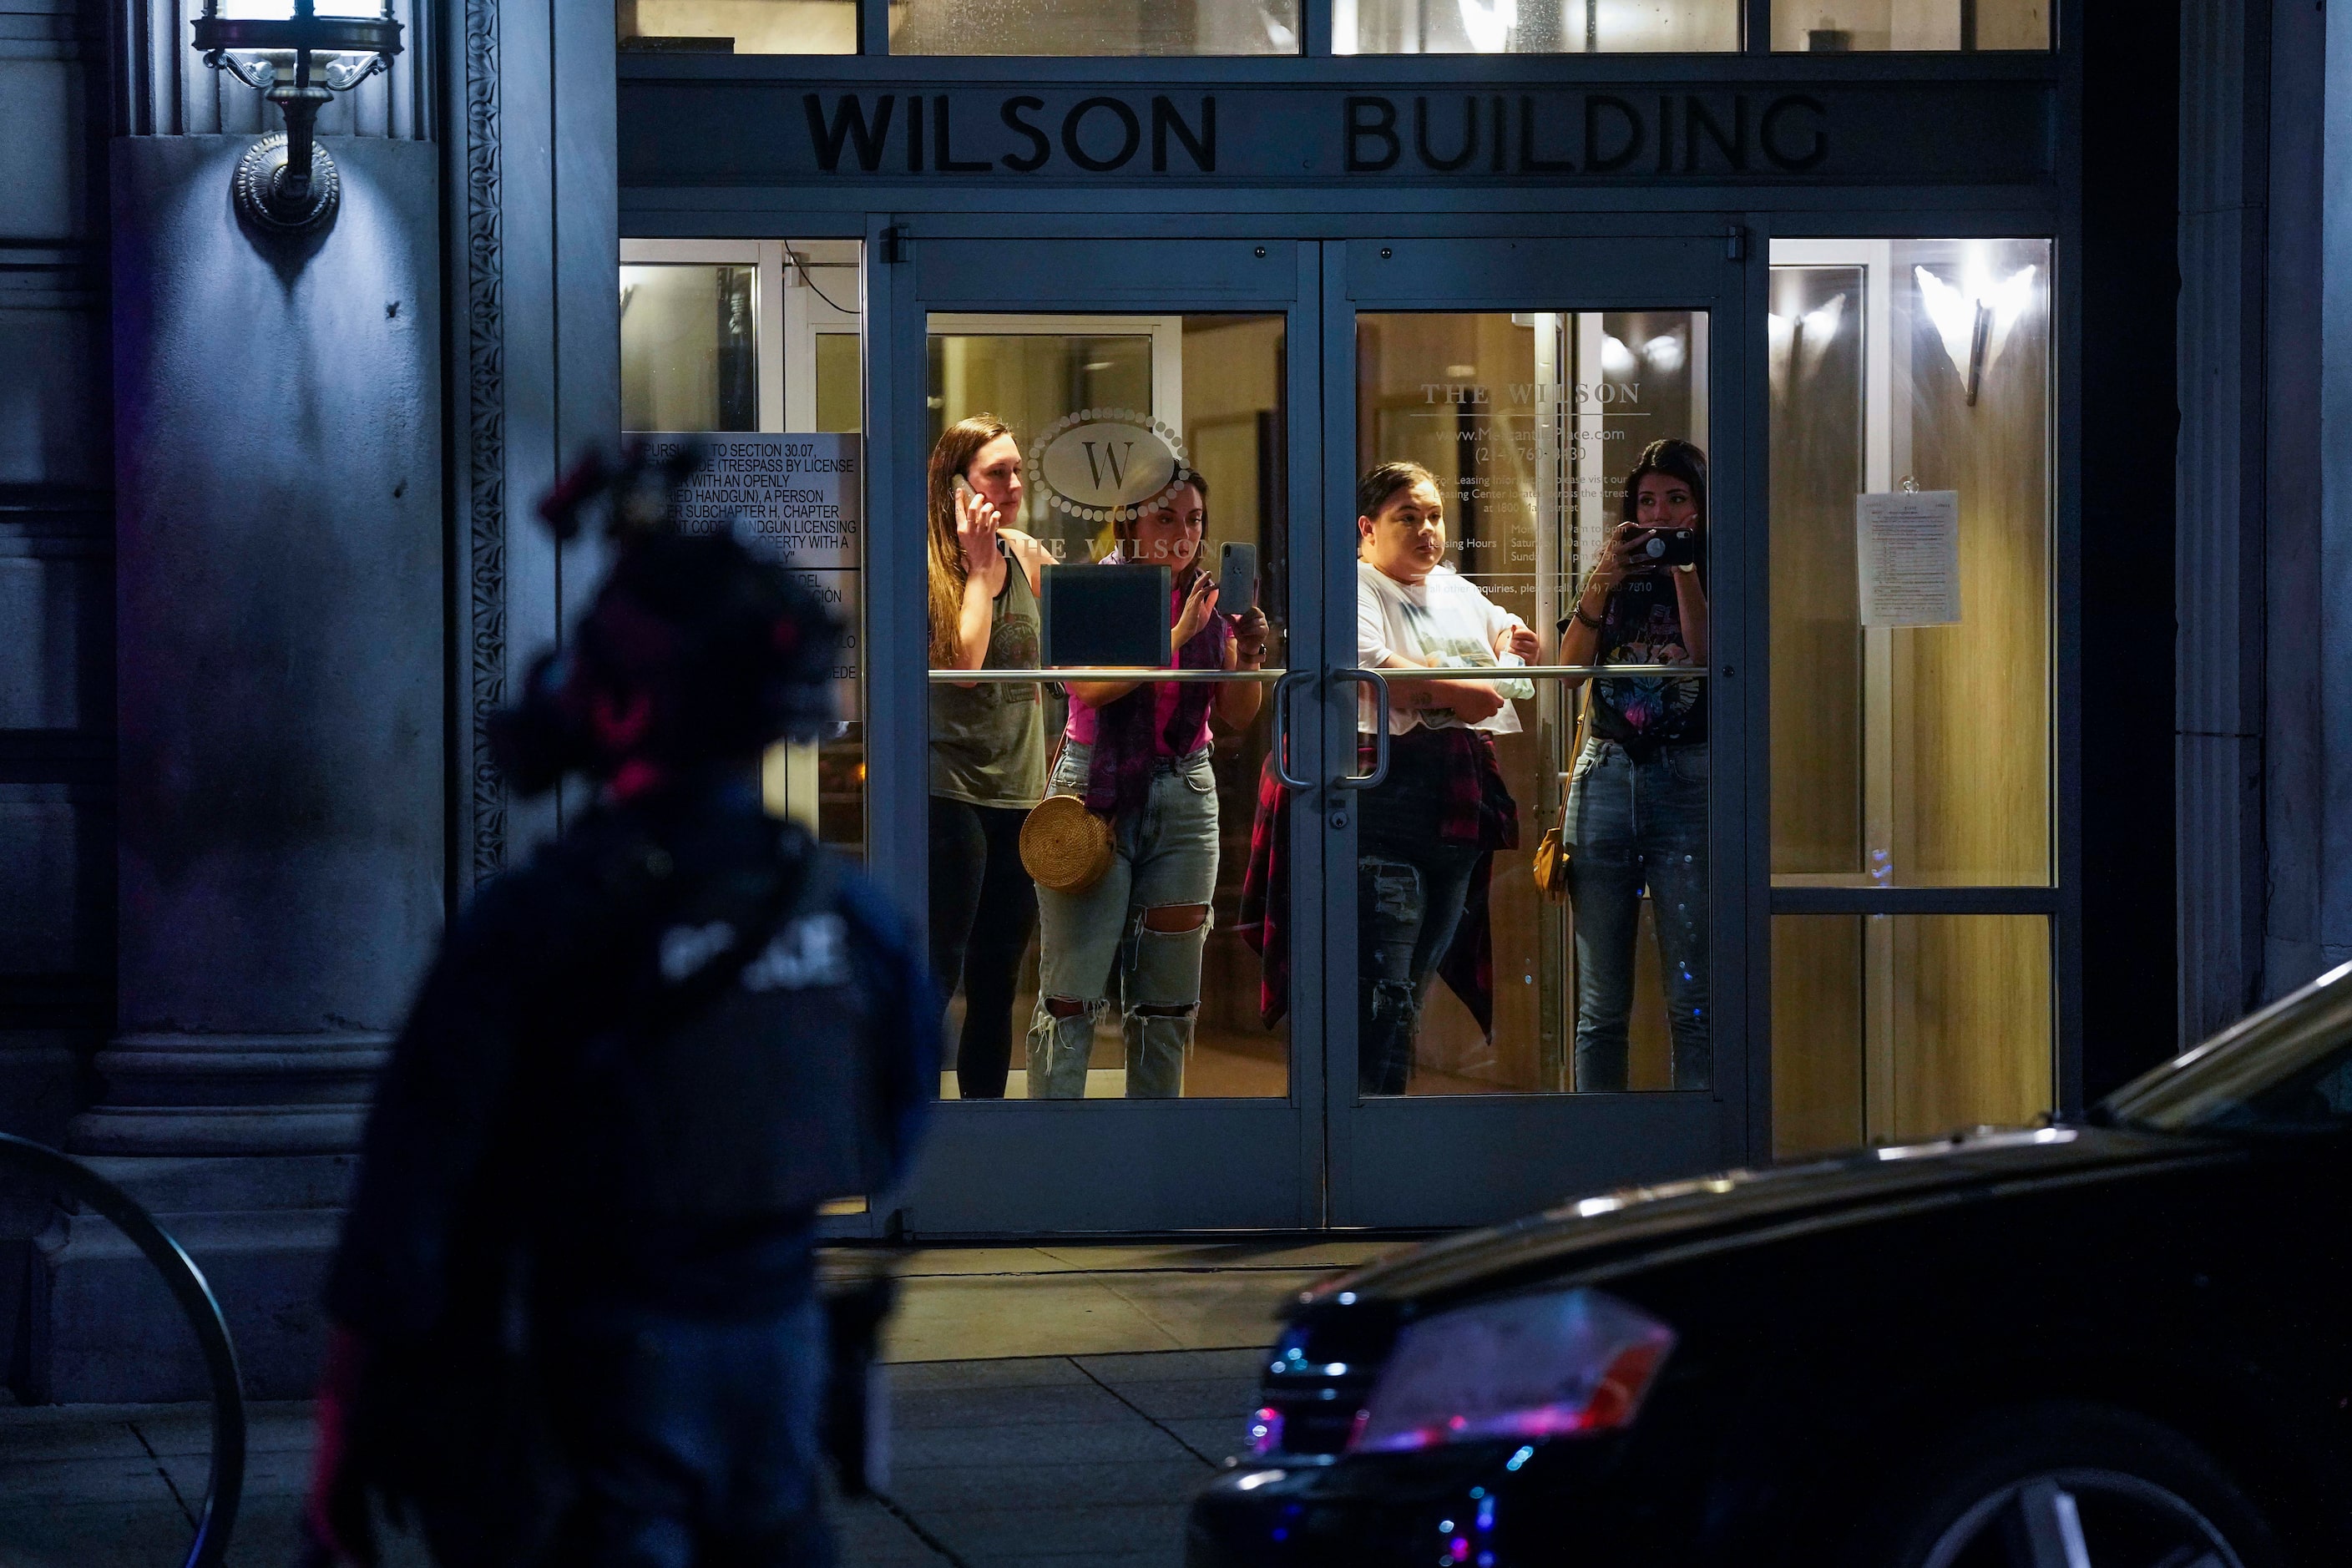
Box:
[872,231,1333,1235]
[1318,232,1757,1227]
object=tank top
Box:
[928,542,1048,808]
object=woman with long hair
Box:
[927,416,1055,1098]
[1029,472,1268,1099]
[1556,436,1712,1091]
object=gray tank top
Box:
[928,544,1047,809]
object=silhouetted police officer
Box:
[304,446,938,1568]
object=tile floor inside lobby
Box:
[0,1239,1399,1567]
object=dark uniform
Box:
[310,451,938,1568]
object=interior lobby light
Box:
[1601,333,1636,377]
[191,1,404,235]
[1456,0,1516,53]
[1915,257,2037,406]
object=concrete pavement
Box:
[0,1240,1396,1566]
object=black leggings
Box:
[928,797,1038,1100]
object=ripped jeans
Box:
[1027,741,1220,1099]
[1357,841,1485,1096]
[1566,738,1711,1091]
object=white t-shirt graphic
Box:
[1356,561,1529,737]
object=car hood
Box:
[1302,1123,2236,1313]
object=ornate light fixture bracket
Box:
[191,2,402,236]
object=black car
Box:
[1191,965,2352,1567]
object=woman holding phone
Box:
[1556,437,1712,1093]
[927,417,1056,1099]
[1029,472,1269,1099]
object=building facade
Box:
[0,0,2338,1397]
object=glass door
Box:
[873,235,1331,1233]
[1317,237,1753,1227]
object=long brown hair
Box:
[1619,438,1707,528]
[925,416,1014,666]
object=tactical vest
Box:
[542,833,889,1227]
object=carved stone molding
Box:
[464,0,507,882]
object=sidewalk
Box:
[0,1240,1395,1567]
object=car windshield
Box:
[2101,962,2352,1133]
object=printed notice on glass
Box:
[1857,490,1960,627]
[634,431,863,716]
[635,431,861,570]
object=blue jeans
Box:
[1566,739,1711,1091]
[1028,741,1221,1098]
[1357,842,1484,1096]
[542,1295,832,1568]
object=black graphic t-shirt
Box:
[1583,572,1706,751]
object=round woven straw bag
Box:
[1020,794,1115,894]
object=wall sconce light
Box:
[1916,259,2037,407]
[191,2,403,235]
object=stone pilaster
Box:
[28,2,444,1401]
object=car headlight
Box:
[1350,1287,1676,1453]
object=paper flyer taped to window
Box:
[1857,490,1960,627]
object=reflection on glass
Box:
[1771,0,2047,51]
[1768,239,2052,888]
[620,264,757,433]
[1772,914,2052,1158]
[617,0,857,53]
[1338,0,1736,53]
[620,243,869,861]
[892,0,1299,54]
[928,315,1290,1099]
[1354,311,1707,1096]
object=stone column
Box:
[2174,0,2269,1041]
[31,5,443,1401]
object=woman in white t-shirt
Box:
[1352,461,1539,1095]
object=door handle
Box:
[1333,669,1390,791]
[1268,669,1317,792]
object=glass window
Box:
[620,264,759,433]
[618,0,857,54]
[1355,310,1711,1096]
[1772,914,2052,1157]
[1768,239,2053,889]
[1772,1,2048,51]
[620,240,869,857]
[892,0,1300,55]
[925,314,1291,1100]
[1338,0,1737,53]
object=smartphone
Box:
[1633,528,1700,568]
[952,473,977,504]
[1217,541,1258,614]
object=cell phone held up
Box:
[1631,528,1699,569]
[1216,541,1258,614]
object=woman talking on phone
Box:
[1029,472,1269,1099]
[1557,437,1712,1093]
[927,417,1056,1099]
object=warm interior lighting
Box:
[1915,257,2037,405]
[1455,0,1515,52]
